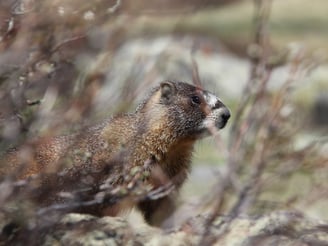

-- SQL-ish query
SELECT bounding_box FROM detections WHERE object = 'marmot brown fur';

[1,81,230,224]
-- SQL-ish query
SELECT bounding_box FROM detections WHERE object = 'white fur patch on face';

[198,107,228,135]
[203,92,220,108]
[196,91,230,137]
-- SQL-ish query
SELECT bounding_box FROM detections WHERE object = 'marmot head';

[137,81,230,139]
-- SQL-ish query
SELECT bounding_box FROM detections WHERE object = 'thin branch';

[51,35,86,54]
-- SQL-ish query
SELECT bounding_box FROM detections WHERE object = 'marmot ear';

[160,81,176,103]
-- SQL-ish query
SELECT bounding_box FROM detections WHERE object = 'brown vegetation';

[0,0,327,245]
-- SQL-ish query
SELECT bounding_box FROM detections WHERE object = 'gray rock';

[39,210,328,245]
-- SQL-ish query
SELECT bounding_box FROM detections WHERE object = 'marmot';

[2,81,230,224]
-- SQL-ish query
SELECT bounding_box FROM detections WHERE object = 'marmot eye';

[191,95,201,105]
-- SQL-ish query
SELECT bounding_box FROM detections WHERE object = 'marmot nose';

[221,108,231,122]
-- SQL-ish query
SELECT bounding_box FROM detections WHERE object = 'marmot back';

[1,81,230,225]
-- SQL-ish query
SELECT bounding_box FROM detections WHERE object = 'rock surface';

[38,211,328,245]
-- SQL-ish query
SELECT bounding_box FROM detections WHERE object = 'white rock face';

[94,36,250,112]
[95,36,328,112]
